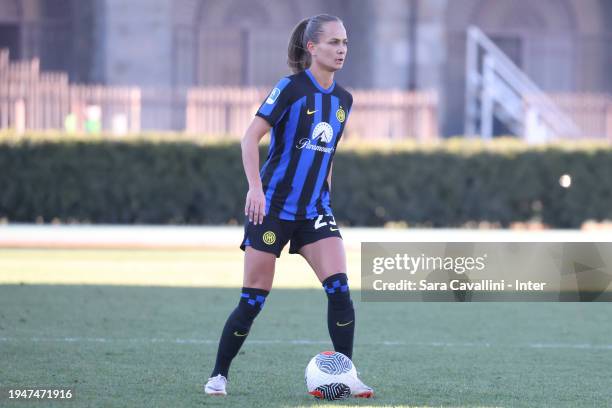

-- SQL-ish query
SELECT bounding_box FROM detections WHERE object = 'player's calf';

[322,273,354,359]
[209,287,269,383]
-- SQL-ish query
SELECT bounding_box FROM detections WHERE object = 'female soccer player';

[204,14,373,398]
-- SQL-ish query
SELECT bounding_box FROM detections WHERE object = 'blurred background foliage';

[1,133,611,228]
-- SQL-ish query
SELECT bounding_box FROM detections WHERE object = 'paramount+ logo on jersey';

[296,121,334,154]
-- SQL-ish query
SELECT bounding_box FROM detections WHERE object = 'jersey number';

[314,215,336,230]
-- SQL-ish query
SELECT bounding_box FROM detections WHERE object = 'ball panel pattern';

[314,352,353,375]
[314,383,351,400]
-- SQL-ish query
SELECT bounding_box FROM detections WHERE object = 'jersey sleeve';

[345,92,354,123]
[255,77,294,126]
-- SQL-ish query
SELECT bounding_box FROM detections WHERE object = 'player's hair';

[287,14,343,74]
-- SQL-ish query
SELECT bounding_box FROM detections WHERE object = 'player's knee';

[242,278,273,293]
[243,261,274,292]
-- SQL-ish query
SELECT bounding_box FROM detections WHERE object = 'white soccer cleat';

[351,376,374,398]
[204,374,227,396]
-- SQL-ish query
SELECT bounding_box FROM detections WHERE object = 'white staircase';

[464,26,581,143]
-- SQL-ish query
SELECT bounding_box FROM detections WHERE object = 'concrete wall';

[103,0,173,87]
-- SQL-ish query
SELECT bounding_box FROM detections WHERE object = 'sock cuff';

[239,287,269,309]
[322,273,349,294]
[241,287,270,296]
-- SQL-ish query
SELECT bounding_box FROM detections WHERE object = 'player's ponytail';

[288,18,310,74]
[287,14,342,74]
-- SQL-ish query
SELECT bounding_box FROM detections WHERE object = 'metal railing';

[0,49,141,134]
[465,26,582,142]
[1,47,439,140]
[186,87,439,141]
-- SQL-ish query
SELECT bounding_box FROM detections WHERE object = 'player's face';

[309,21,348,72]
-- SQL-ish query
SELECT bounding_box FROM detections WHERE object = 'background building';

[1,0,611,135]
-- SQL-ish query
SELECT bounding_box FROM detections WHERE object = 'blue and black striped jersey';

[255,69,353,221]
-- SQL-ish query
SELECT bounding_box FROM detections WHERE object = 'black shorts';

[240,214,342,258]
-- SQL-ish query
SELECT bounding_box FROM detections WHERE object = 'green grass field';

[1,249,611,407]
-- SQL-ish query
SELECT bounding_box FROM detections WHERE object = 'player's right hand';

[245,188,266,225]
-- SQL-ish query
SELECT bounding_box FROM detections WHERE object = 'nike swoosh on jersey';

[336,320,353,327]
[307,109,317,115]
[233,331,248,337]
[330,227,339,231]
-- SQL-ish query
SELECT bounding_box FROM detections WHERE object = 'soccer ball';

[305,351,358,400]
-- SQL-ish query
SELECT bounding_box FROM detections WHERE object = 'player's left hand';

[245,188,266,225]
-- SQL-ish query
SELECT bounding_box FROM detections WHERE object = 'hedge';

[1,135,611,228]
